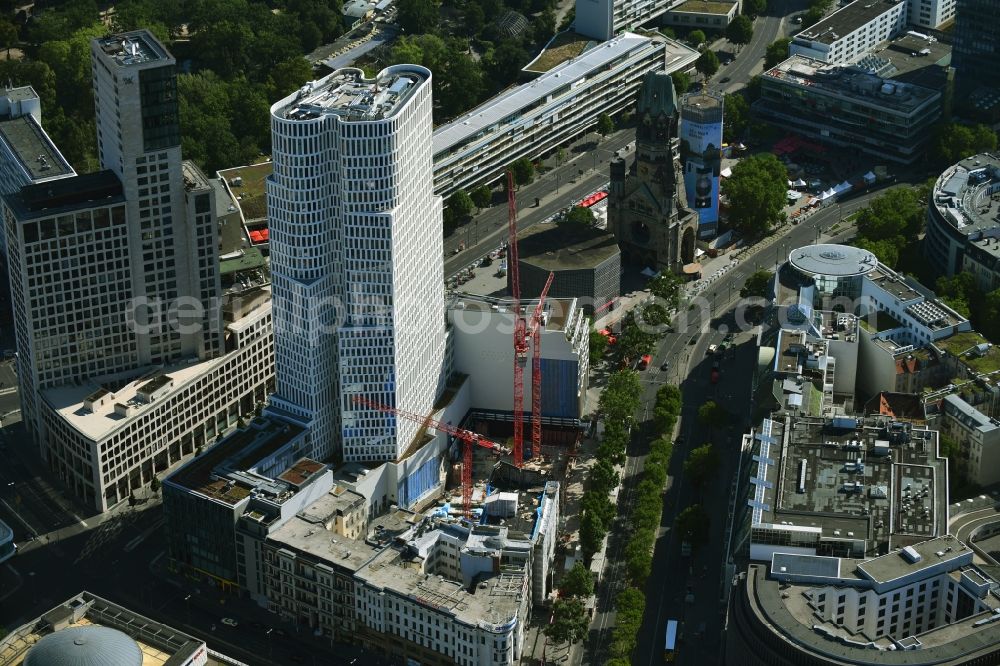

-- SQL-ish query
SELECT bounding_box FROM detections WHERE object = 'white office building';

[908,0,956,29]
[789,0,907,65]
[432,32,698,197]
[575,0,676,41]
[267,66,447,463]
[0,85,75,259]
[91,30,223,364]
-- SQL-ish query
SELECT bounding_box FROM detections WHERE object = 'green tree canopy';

[935,272,976,318]
[929,123,998,167]
[599,370,643,423]
[723,92,750,142]
[852,188,923,269]
[671,70,692,95]
[687,29,707,46]
[591,459,621,494]
[697,401,729,428]
[471,184,493,209]
[596,112,615,137]
[545,597,589,644]
[696,49,720,80]
[397,0,441,33]
[618,312,658,361]
[649,272,683,311]
[684,443,720,488]
[559,205,597,229]
[740,270,773,298]
[764,37,791,69]
[509,157,535,186]
[560,562,595,599]
[580,511,606,561]
[726,15,754,48]
[447,190,474,221]
[744,0,768,17]
[675,504,710,545]
[720,152,788,237]
[589,329,609,364]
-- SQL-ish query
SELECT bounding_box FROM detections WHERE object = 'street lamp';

[266,628,273,658]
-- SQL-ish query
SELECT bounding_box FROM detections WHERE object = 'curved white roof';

[788,243,878,278]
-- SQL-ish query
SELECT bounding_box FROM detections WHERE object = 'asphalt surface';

[443,130,635,277]
[715,0,804,96]
[0,500,372,666]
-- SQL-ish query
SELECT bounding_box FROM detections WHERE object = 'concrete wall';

[575,0,614,40]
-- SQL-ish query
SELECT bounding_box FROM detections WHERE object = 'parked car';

[221,617,238,628]
[661,361,670,371]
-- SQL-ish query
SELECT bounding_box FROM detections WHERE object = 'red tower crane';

[507,171,528,467]
[529,272,555,458]
[353,397,509,519]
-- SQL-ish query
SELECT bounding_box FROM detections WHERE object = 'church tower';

[608,72,697,273]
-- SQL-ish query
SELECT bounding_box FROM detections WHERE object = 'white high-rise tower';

[267,66,446,462]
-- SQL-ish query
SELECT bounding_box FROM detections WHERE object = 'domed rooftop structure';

[788,243,878,279]
[24,626,142,666]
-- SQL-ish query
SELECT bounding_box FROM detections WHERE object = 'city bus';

[664,619,678,662]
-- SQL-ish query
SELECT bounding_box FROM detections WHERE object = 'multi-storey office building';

[907,0,955,30]
[789,0,907,65]
[0,85,75,258]
[729,534,1000,665]
[575,0,676,41]
[432,33,698,197]
[754,55,941,164]
[39,300,274,511]
[266,66,447,463]
[91,30,223,365]
[951,0,1000,99]
[3,172,134,447]
[925,153,1000,286]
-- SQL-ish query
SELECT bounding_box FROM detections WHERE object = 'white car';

[707,344,718,355]
[221,618,238,628]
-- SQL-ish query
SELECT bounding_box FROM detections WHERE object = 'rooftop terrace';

[274,67,426,122]
[931,153,1000,241]
[751,415,948,555]
[763,55,939,114]
[523,31,595,74]
[0,114,74,182]
[936,331,1000,375]
[95,30,171,66]
[166,418,307,506]
[669,0,737,14]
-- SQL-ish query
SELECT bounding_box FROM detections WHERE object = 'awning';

[863,171,876,184]
[683,263,702,275]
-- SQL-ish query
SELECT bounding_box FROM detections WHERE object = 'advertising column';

[680,92,724,239]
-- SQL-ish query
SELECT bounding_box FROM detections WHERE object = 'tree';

[726,15,754,50]
[929,123,998,167]
[619,315,657,360]
[397,0,440,34]
[599,370,643,423]
[0,20,17,58]
[560,562,595,598]
[721,153,787,238]
[534,8,557,42]
[509,157,535,186]
[744,0,767,17]
[740,270,773,298]
[936,272,976,318]
[545,597,589,644]
[464,3,486,35]
[675,504,710,546]
[471,184,492,209]
[580,511,606,561]
[671,70,691,95]
[687,29,707,47]
[590,330,609,364]
[696,50,720,80]
[853,188,924,269]
[485,39,530,88]
[684,443,720,488]
[149,475,161,494]
[596,112,615,137]
[649,272,682,311]
[697,401,729,428]
[764,37,791,69]
[447,190,475,222]
[802,5,826,27]
[559,205,597,228]
[980,288,1000,342]
[591,459,621,493]
[723,92,750,141]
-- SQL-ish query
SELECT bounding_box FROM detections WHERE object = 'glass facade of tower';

[952,0,1000,94]
[139,65,180,151]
